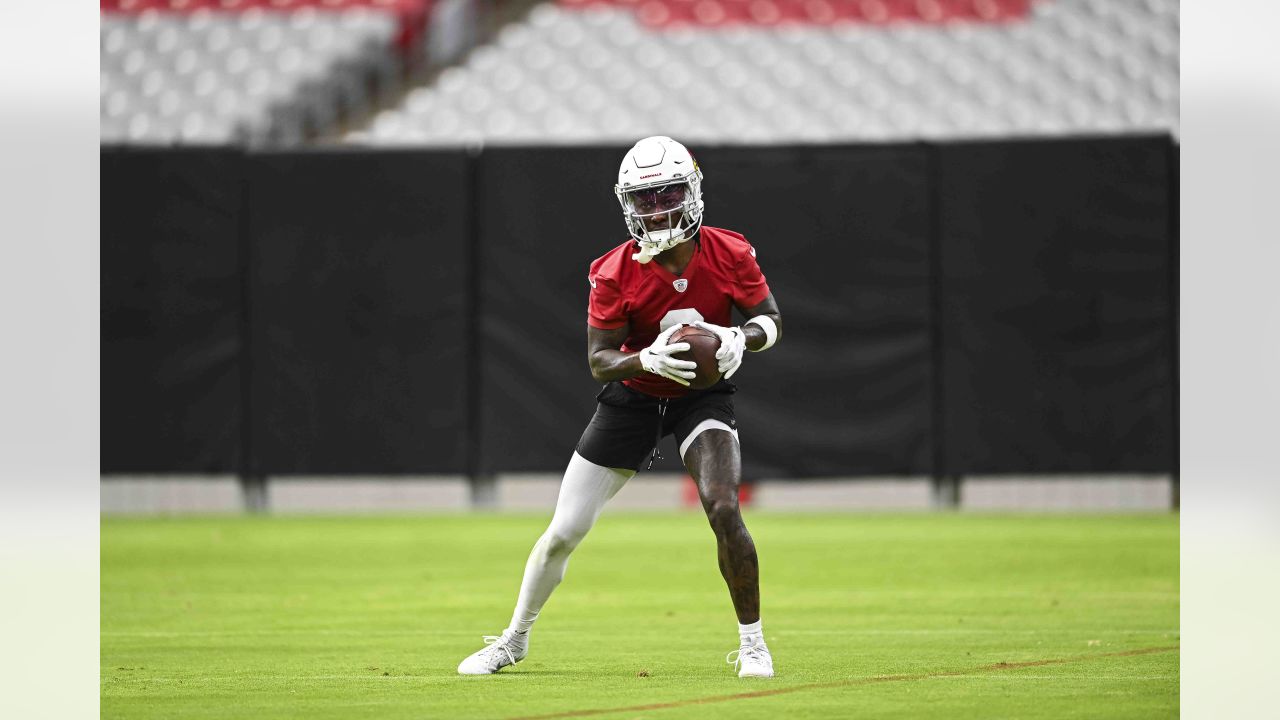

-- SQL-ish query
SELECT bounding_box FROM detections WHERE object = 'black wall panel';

[100,138,1176,478]
[100,148,243,473]
[473,147,630,473]
[695,145,934,477]
[248,151,471,474]
[936,137,1174,473]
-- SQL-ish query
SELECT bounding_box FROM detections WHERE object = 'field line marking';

[504,645,1180,720]
[930,674,1177,681]
[774,628,1179,636]
[100,628,1179,638]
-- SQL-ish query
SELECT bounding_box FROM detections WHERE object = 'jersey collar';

[644,240,701,287]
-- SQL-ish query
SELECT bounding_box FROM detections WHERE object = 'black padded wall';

[936,137,1174,473]
[247,150,471,474]
[696,145,935,478]
[101,148,244,473]
[100,138,1177,478]
[473,146,629,473]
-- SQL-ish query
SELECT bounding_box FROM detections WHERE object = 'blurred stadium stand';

[99,0,481,145]
[352,0,1177,145]
[101,6,402,144]
[102,0,1178,146]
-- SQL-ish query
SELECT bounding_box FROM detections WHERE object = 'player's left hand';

[693,321,747,379]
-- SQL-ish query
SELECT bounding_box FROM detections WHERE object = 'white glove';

[693,321,746,379]
[638,324,698,386]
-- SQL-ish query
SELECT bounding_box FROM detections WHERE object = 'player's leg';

[457,452,632,675]
[458,384,654,675]
[682,426,759,624]
[680,422,774,678]
[507,452,633,635]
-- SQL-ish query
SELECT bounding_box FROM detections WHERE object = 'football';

[669,324,721,389]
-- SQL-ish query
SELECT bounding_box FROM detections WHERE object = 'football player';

[458,136,783,678]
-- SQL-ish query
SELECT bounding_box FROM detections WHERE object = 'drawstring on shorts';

[646,398,669,471]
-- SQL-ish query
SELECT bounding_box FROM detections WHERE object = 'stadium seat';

[345,0,1177,146]
[101,1,418,145]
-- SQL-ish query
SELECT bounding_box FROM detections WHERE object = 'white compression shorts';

[679,419,739,461]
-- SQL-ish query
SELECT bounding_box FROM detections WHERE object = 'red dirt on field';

[506,646,1180,720]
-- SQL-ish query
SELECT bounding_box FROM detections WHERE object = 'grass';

[102,512,1178,718]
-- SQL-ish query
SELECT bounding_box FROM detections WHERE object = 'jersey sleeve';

[586,273,628,329]
[732,243,771,308]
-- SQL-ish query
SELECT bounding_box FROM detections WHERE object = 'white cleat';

[727,638,774,678]
[457,631,528,675]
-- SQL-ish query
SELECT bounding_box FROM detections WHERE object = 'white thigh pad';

[678,419,739,461]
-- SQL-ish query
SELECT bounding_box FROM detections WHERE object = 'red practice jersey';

[587,226,770,398]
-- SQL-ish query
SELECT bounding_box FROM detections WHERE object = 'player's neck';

[655,237,697,276]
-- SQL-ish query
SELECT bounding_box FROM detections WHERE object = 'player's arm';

[738,292,782,353]
[587,323,696,386]
[587,323,641,384]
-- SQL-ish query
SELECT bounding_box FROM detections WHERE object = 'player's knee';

[544,528,586,557]
[705,498,742,532]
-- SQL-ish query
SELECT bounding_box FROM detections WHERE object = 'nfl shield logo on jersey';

[673,278,688,293]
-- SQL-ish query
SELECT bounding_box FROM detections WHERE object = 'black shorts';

[575,381,738,472]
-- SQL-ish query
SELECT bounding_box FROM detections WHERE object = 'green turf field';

[101,512,1178,718]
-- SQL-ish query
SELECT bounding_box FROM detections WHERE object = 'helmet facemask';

[616,174,703,264]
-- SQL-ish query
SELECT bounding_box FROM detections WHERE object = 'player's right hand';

[639,324,697,386]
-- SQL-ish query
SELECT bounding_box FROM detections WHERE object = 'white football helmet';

[614,136,704,264]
